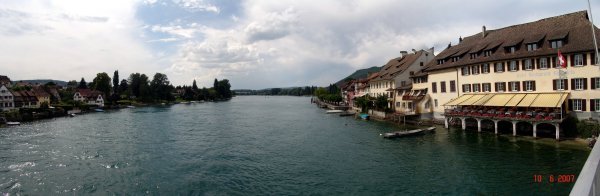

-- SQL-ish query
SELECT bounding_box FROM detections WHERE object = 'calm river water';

[0,96,590,195]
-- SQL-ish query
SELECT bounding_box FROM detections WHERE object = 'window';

[484,50,492,57]
[495,62,504,72]
[434,99,438,107]
[473,83,480,92]
[449,80,456,92]
[573,78,586,90]
[551,40,563,48]
[509,61,518,71]
[509,81,520,92]
[523,59,533,70]
[554,79,567,90]
[420,62,424,66]
[452,56,460,62]
[441,81,446,93]
[401,81,406,87]
[593,77,600,89]
[437,59,445,65]
[574,54,584,66]
[572,99,583,111]
[472,65,480,75]
[507,46,516,53]
[482,64,489,73]
[396,102,401,107]
[539,58,548,69]
[527,43,538,51]
[593,99,600,112]
[462,84,471,92]
[483,83,491,92]
[461,67,470,75]
[495,82,506,92]
[432,82,437,93]
[470,53,478,59]
[524,81,535,91]
[425,101,430,109]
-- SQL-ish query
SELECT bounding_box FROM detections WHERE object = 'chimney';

[482,26,486,38]
[447,42,452,49]
[400,51,408,57]
[459,36,463,43]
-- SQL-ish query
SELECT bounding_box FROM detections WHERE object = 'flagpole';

[589,0,599,65]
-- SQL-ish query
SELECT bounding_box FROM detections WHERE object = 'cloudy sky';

[1,0,599,89]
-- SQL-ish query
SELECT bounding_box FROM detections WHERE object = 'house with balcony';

[368,49,435,113]
[74,89,105,107]
[422,10,600,140]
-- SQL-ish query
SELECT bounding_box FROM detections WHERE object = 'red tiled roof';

[372,51,424,82]
[425,11,600,72]
[76,89,103,98]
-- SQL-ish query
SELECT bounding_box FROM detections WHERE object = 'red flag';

[558,50,566,68]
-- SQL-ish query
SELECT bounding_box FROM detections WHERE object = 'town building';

[0,85,14,111]
[12,90,38,108]
[422,11,600,139]
[0,75,11,87]
[368,49,435,113]
[32,86,51,106]
[74,89,105,107]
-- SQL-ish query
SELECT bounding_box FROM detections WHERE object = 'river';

[0,96,590,195]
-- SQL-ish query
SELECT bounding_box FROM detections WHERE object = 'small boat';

[94,109,105,112]
[6,122,20,126]
[126,105,136,108]
[381,126,436,138]
[359,114,370,120]
[326,110,344,114]
[69,113,76,117]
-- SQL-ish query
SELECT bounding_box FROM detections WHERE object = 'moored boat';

[326,110,344,114]
[359,114,369,120]
[6,122,20,126]
[94,109,105,112]
[381,126,436,138]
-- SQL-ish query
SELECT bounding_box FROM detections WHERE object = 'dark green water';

[0,96,590,195]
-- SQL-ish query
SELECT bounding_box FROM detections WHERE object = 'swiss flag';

[558,50,566,68]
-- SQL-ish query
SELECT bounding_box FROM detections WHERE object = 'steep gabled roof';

[372,50,424,82]
[425,10,600,72]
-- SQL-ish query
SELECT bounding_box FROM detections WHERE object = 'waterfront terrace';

[421,10,600,139]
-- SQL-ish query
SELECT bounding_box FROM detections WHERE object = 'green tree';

[192,80,198,90]
[150,73,174,101]
[374,95,388,111]
[119,79,128,97]
[113,70,119,94]
[91,72,112,97]
[78,78,87,89]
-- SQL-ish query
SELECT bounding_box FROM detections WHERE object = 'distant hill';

[14,79,68,87]
[335,66,381,87]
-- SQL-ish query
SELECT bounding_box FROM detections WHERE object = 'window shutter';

[592,52,596,65]
[583,53,588,65]
[571,79,575,90]
[564,79,569,90]
[515,62,520,70]
[551,57,556,68]
[508,83,512,91]
[502,62,506,71]
[494,83,498,92]
[462,85,465,92]
[536,58,540,69]
[568,99,573,111]
[521,60,525,70]
[584,78,588,90]
[503,82,507,92]
[478,84,482,91]
[532,59,536,70]
[553,79,557,90]
[493,64,497,72]
[516,82,520,91]
[591,99,596,112]
[571,54,575,67]
[532,81,536,91]
[582,99,587,111]
[592,78,597,90]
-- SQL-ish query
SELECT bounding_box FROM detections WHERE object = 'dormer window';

[526,43,538,51]
[483,50,492,57]
[451,56,460,62]
[437,59,445,65]
[505,46,516,54]
[470,53,478,59]
[550,40,563,48]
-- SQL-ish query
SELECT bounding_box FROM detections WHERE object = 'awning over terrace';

[444,92,569,108]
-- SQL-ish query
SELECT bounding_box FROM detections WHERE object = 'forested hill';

[334,66,381,87]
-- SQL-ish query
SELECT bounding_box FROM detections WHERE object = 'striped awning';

[443,94,474,106]
[444,92,569,108]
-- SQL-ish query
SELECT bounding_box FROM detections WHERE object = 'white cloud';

[173,0,219,13]
[0,0,158,82]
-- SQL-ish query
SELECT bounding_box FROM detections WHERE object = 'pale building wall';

[427,69,459,119]
[0,85,14,111]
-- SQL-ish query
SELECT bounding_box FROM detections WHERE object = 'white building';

[0,85,14,111]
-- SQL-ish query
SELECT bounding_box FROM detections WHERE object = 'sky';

[0,0,599,89]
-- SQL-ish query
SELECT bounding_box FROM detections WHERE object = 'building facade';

[421,11,600,139]
[74,89,105,107]
[0,85,14,111]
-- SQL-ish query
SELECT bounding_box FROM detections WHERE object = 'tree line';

[64,71,232,104]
